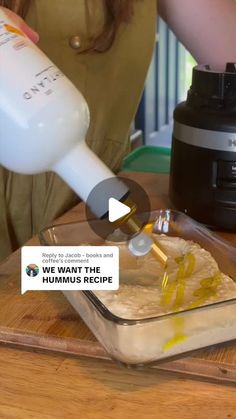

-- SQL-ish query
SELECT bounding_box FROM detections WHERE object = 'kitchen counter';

[1,172,236,419]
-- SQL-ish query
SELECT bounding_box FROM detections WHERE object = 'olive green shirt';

[0,0,156,260]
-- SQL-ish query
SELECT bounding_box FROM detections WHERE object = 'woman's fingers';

[1,6,39,43]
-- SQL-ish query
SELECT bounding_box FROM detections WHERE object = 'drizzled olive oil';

[95,234,235,322]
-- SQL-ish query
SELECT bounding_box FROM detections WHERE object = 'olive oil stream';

[142,222,222,351]
[161,253,221,351]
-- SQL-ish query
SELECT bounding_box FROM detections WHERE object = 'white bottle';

[0,9,128,218]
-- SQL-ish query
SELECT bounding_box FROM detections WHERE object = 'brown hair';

[0,0,134,52]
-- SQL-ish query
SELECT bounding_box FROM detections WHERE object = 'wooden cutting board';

[1,173,236,384]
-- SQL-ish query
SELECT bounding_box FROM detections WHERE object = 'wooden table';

[1,172,236,419]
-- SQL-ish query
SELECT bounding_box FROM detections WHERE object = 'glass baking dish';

[39,209,236,366]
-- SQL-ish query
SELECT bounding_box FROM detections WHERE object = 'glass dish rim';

[39,208,236,325]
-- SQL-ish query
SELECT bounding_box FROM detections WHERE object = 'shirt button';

[69,35,81,50]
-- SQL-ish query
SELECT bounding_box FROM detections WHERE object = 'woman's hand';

[1,6,39,43]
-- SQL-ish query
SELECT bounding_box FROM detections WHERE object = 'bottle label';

[0,15,72,125]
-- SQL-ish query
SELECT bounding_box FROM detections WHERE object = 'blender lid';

[190,62,236,102]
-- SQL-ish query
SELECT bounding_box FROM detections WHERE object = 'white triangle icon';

[108,198,131,222]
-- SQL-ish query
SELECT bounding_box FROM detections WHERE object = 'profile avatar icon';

[26,264,39,277]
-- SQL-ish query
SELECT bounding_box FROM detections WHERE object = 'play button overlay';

[85,176,151,242]
[108,198,131,222]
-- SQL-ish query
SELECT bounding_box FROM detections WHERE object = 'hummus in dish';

[94,235,236,320]
[63,233,236,364]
